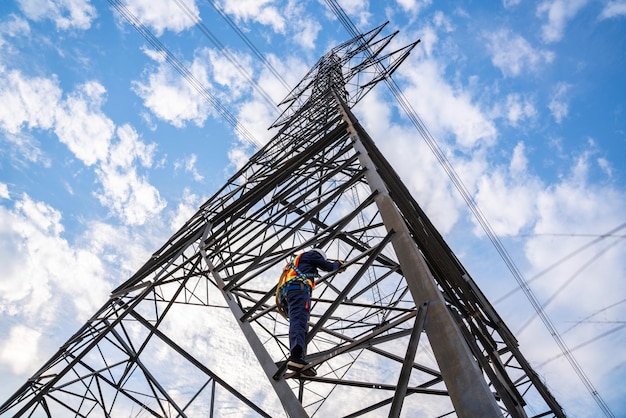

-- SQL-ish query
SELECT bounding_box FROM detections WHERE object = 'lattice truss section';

[1,24,563,418]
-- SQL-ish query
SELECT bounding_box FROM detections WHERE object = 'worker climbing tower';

[1,24,565,417]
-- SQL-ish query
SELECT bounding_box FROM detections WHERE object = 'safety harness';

[275,254,317,319]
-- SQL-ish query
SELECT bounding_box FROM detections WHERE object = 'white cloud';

[416,25,438,57]
[528,155,626,308]
[356,89,465,234]
[54,81,115,166]
[206,48,253,100]
[537,0,590,43]
[487,29,554,77]
[0,68,165,226]
[225,53,306,166]
[123,0,199,36]
[510,141,528,173]
[227,143,255,172]
[17,0,96,30]
[0,68,60,134]
[432,10,454,32]
[400,58,497,149]
[95,125,166,226]
[109,124,155,170]
[396,0,432,14]
[548,82,571,123]
[336,0,372,26]
[503,0,522,7]
[221,0,286,33]
[597,157,612,178]
[0,14,30,50]
[0,183,9,199]
[503,93,537,126]
[0,325,42,374]
[599,1,626,19]
[79,220,162,283]
[133,48,213,128]
[291,17,322,50]
[0,194,110,322]
[474,143,542,236]
[169,187,203,231]
[175,154,204,181]
[2,132,51,167]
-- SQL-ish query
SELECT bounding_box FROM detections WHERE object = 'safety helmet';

[311,248,327,260]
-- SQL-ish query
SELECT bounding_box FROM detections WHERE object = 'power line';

[516,236,624,334]
[322,1,615,416]
[205,0,292,95]
[538,323,626,368]
[518,233,626,238]
[562,298,626,335]
[495,221,626,304]
[107,0,262,148]
[172,0,279,113]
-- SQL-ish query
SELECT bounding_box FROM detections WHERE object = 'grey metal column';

[339,98,502,418]
[200,227,308,418]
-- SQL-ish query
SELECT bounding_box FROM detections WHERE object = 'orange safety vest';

[277,254,315,289]
[275,254,315,318]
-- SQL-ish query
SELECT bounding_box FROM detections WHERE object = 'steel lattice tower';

[1,24,565,418]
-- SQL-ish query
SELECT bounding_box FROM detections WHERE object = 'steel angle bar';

[349,264,400,300]
[293,375,448,396]
[389,302,429,418]
[128,310,272,418]
[121,355,184,417]
[343,382,447,418]
[306,230,395,343]
[331,22,388,63]
[312,242,380,298]
[42,394,91,417]
[358,40,421,91]
[29,356,163,417]
[180,378,214,416]
[271,24,388,127]
[235,193,380,322]
[310,297,414,314]
[43,358,128,391]
[306,310,417,367]
[455,311,527,415]
[214,152,361,271]
[112,226,205,294]
[344,29,397,72]
[207,128,349,243]
[221,172,367,292]
[353,102,561,415]
[202,250,308,417]
[244,296,396,334]
[49,379,98,410]
[1,278,172,417]
[288,202,400,273]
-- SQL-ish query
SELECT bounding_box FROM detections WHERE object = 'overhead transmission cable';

[206,0,293,95]
[496,221,626,304]
[516,235,624,334]
[172,0,279,114]
[563,298,626,335]
[322,1,614,416]
[107,0,262,148]
[538,322,626,368]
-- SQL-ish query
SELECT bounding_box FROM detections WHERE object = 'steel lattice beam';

[1,24,564,418]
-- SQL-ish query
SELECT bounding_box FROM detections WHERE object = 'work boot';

[287,357,317,377]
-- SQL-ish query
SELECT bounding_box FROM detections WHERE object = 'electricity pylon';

[1,24,565,418]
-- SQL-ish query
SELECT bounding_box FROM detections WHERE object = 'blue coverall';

[286,251,341,360]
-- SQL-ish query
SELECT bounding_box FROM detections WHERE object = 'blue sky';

[1,0,625,416]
